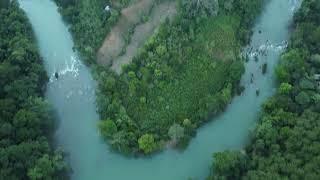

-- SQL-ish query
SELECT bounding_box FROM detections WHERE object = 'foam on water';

[290,0,300,11]
[49,55,81,83]
[245,40,289,58]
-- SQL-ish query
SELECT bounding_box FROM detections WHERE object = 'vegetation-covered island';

[0,1,68,179]
[209,0,320,179]
[55,0,264,155]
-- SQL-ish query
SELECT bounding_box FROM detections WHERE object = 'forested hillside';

[209,0,320,179]
[96,0,264,155]
[0,1,68,179]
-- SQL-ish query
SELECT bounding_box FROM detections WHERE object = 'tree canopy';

[92,0,263,155]
[209,0,320,179]
[56,0,264,155]
[138,134,156,154]
[0,1,68,179]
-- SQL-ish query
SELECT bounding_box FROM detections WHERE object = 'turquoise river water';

[19,0,300,179]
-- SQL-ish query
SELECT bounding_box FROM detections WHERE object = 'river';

[18,0,300,179]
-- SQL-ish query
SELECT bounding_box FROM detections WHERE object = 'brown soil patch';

[97,0,177,74]
[111,1,177,73]
[97,0,155,66]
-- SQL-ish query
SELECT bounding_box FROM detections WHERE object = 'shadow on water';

[18,0,301,179]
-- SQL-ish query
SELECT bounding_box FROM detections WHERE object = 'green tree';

[105,76,116,90]
[183,119,192,127]
[295,91,311,106]
[278,82,293,95]
[276,65,290,83]
[110,131,130,153]
[209,151,247,179]
[98,119,117,138]
[168,123,185,142]
[156,45,167,56]
[229,60,245,82]
[138,134,156,154]
[221,84,232,104]
[299,78,315,90]
[28,153,67,180]
[179,0,219,19]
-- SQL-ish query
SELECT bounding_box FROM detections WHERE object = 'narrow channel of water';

[19,0,300,179]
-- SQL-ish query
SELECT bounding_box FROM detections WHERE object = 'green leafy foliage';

[95,0,265,155]
[179,0,219,19]
[218,0,265,45]
[28,154,67,180]
[168,123,185,142]
[55,0,263,155]
[208,151,247,180]
[278,82,293,95]
[210,0,320,179]
[98,119,118,138]
[138,134,156,154]
[0,2,68,179]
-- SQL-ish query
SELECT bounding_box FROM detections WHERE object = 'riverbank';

[208,0,320,179]
[0,1,68,179]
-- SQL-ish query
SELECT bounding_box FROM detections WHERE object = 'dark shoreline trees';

[0,1,68,179]
[209,0,320,179]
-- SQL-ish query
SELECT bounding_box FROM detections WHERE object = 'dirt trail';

[111,1,176,73]
[97,0,155,66]
[97,0,177,74]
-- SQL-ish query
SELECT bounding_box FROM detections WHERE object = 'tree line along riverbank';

[209,0,320,179]
[0,1,69,179]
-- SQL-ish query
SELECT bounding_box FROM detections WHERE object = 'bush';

[138,134,156,154]
[98,119,117,138]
